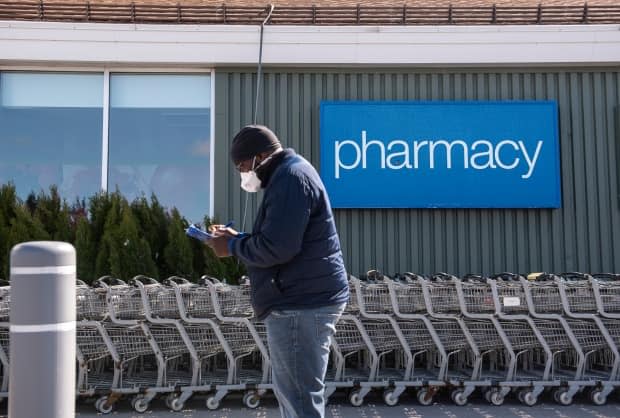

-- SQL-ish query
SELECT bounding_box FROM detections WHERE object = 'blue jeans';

[265,303,345,418]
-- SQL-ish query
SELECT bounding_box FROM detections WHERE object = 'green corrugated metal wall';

[214,69,620,277]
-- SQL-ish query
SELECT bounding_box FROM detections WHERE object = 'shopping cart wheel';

[450,389,467,406]
[589,389,607,406]
[382,389,398,406]
[488,389,504,406]
[416,388,434,406]
[349,390,364,407]
[482,388,492,403]
[206,396,220,410]
[243,391,260,409]
[95,396,114,414]
[131,395,149,413]
[553,388,572,406]
[165,394,185,412]
[517,389,537,406]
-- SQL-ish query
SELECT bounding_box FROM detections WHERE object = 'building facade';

[1,2,619,275]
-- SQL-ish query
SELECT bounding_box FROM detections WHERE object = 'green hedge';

[0,183,245,284]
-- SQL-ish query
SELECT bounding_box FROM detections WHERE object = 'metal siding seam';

[571,72,588,270]
[558,71,576,270]
[592,72,607,272]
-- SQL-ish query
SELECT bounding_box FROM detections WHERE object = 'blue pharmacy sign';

[320,101,561,208]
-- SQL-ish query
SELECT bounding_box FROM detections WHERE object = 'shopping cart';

[488,274,557,406]
[134,277,202,411]
[328,313,378,406]
[520,275,601,405]
[76,279,108,322]
[76,321,119,403]
[350,274,413,406]
[455,277,522,405]
[387,273,447,406]
[100,323,161,412]
[76,280,118,406]
[592,271,620,405]
[200,277,271,409]
[419,274,486,405]
[591,273,620,318]
[169,277,261,410]
[555,273,619,405]
[95,276,172,413]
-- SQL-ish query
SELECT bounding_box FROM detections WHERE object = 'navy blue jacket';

[229,149,349,319]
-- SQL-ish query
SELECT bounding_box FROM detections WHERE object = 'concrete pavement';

[55,390,620,418]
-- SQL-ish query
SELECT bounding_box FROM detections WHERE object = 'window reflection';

[0,72,212,220]
[0,72,103,201]
[108,74,211,222]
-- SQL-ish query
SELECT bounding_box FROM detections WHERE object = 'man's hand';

[208,224,239,238]
[207,235,232,257]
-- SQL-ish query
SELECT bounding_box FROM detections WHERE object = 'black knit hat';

[230,125,282,165]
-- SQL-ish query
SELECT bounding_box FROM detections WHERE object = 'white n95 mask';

[240,171,262,193]
[239,149,283,193]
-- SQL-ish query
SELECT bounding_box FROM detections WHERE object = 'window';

[0,70,212,220]
[108,74,211,222]
[0,72,103,201]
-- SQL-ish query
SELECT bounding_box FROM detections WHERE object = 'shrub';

[164,208,194,279]
[75,216,95,283]
[4,204,49,278]
[0,183,246,283]
[106,200,159,281]
[131,195,169,279]
[29,186,73,243]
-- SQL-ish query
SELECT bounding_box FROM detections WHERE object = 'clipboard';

[185,224,214,243]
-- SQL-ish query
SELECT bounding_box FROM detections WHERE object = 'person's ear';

[256,151,271,164]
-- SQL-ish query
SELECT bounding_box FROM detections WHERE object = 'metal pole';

[9,241,76,418]
[243,3,275,233]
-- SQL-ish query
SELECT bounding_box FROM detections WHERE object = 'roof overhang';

[1,20,619,67]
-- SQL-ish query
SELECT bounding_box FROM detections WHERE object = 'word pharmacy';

[333,131,544,180]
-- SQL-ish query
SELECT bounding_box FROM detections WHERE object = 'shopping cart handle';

[164,276,191,286]
[559,272,592,281]
[200,275,221,285]
[131,275,159,285]
[366,269,384,282]
[592,273,620,282]
[431,272,456,282]
[489,272,523,281]
[94,275,127,288]
[462,274,487,283]
[533,273,556,282]
[403,272,426,282]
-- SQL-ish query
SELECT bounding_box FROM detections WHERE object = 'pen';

[222,221,234,229]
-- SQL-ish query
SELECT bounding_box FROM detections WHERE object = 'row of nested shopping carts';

[0,275,271,414]
[0,271,619,412]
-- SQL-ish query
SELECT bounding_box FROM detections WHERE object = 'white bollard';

[9,241,76,418]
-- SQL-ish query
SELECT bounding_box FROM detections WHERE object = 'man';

[207,124,349,418]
